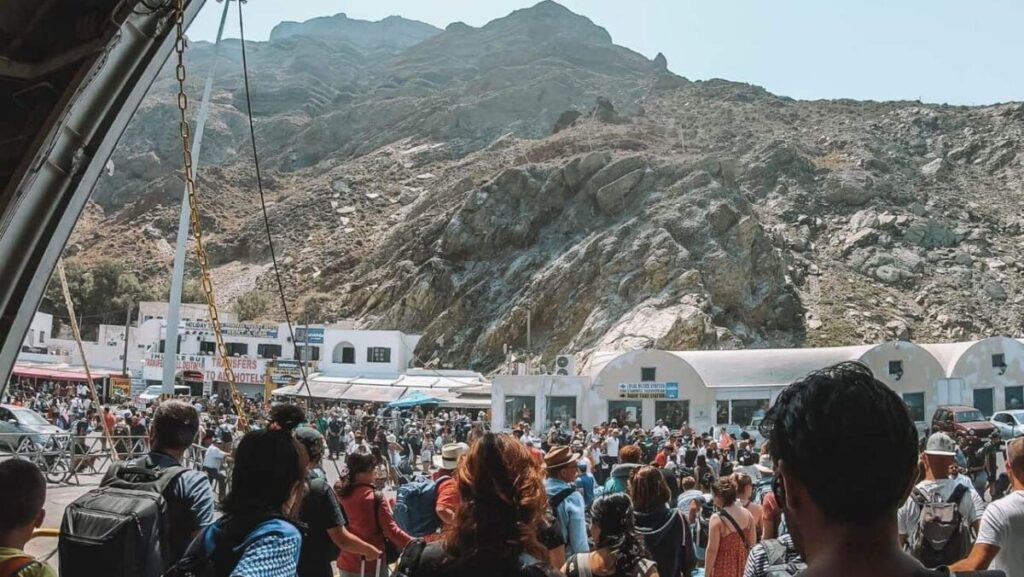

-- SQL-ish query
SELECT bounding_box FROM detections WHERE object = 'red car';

[931,405,996,438]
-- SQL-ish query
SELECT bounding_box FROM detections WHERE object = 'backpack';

[760,538,807,577]
[59,458,188,577]
[908,484,972,568]
[162,516,300,577]
[753,476,774,505]
[394,476,452,536]
[395,539,561,577]
[538,487,577,550]
[693,495,715,551]
[719,460,734,477]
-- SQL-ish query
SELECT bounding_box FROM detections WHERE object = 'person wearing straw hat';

[429,442,468,536]
[544,446,589,558]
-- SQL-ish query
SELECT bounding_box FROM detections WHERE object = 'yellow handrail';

[31,528,59,540]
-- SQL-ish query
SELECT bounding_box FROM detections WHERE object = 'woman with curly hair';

[562,493,659,577]
[395,432,562,577]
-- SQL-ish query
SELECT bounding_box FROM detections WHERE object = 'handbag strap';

[718,509,750,550]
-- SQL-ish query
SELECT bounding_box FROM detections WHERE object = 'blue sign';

[618,382,680,399]
[294,327,324,344]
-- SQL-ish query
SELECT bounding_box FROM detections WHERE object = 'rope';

[236,4,342,475]
[56,259,119,460]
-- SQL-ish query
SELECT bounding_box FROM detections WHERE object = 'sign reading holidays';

[618,382,679,399]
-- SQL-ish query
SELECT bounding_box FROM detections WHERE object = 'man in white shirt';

[898,432,981,561]
[651,419,669,440]
[202,440,229,500]
[951,437,1024,576]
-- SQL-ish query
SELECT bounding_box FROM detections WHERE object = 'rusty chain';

[173,0,249,430]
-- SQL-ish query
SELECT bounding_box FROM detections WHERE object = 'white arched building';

[923,337,1024,416]
[490,340,998,433]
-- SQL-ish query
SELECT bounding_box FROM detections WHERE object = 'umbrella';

[388,390,443,408]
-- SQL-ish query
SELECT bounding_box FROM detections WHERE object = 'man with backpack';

[393,442,466,540]
[898,432,981,568]
[544,446,589,557]
[60,400,215,577]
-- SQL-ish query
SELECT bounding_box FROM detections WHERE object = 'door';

[936,379,965,406]
[992,414,1012,438]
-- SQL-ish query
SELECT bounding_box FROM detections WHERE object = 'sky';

[187,0,1023,105]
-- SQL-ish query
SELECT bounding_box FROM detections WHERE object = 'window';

[608,400,643,427]
[367,347,391,363]
[545,396,576,429]
[716,398,769,427]
[293,345,321,362]
[655,400,690,429]
[257,344,282,359]
[39,331,45,343]
[1005,386,1023,410]
[992,413,1009,424]
[888,360,904,377]
[903,392,925,422]
[505,396,536,430]
[641,367,657,382]
[332,342,356,364]
[226,342,248,357]
[199,341,216,355]
[992,353,1007,372]
[158,336,182,353]
[973,388,994,418]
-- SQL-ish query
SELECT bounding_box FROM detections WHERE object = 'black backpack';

[59,457,188,577]
[538,487,577,550]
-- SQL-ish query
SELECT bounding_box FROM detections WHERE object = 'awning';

[339,384,406,403]
[12,365,113,381]
[272,381,352,399]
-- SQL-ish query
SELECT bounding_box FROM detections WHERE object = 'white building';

[491,339,1022,433]
[924,337,1024,416]
[17,312,54,363]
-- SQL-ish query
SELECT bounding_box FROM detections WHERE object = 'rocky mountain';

[61,2,1024,372]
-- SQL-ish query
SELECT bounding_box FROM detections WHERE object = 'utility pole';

[121,304,131,376]
[526,304,532,376]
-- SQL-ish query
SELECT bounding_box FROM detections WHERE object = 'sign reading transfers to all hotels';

[618,382,680,400]
[182,320,279,339]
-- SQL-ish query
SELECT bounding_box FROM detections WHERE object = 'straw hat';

[544,445,581,470]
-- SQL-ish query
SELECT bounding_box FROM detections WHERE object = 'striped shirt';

[742,533,804,577]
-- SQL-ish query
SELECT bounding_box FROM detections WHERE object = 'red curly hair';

[442,432,548,562]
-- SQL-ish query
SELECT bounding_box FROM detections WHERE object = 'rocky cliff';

[62,2,1024,372]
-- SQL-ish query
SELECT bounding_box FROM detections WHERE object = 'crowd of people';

[1,361,1020,577]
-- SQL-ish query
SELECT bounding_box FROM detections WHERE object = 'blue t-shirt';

[575,474,596,507]
[149,452,216,555]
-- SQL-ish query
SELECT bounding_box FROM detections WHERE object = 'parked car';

[931,405,996,438]
[0,405,64,450]
[991,410,1024,439]
[134,384,191,407]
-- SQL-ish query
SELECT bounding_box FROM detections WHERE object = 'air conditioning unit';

[554,354,576,376]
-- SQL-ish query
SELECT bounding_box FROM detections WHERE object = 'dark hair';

[590,494,650,576]
[338,452,377,498]
[760,361,918,525]
[221,429,308,518]
[629,466,670,513]
[712,477,737,506]
[269,404,306,432]
[0,460,45,533]
[151,400,199,451]
[443,433,547,562]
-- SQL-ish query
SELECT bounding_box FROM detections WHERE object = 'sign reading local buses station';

[617,382,680,399]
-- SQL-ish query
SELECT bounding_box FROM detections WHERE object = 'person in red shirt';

[336,452,412,577]
[426,442,468,542]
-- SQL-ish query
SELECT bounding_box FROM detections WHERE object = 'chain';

[173,0,249,431]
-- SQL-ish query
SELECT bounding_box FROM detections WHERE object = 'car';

[931,405,996,439]
[0,404,65,451]
[134,385,192,407]
[991,410,1024,439]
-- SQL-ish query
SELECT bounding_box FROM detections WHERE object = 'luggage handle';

[360,552,386,577]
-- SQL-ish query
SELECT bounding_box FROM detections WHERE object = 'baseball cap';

[924,432,957,456]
